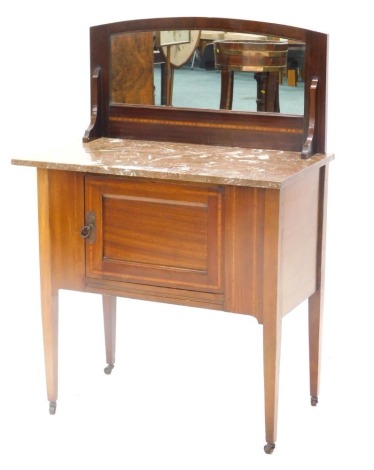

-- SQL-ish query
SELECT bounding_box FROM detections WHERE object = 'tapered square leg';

[38,168,60,415]
[263,313,281,454]
[309,290,323,406]
[40,292,59,414]
[103,295,117,374]
[308,165,328,406]
[262,188,282,454]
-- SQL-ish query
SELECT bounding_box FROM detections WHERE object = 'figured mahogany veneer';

[11,16,333,454]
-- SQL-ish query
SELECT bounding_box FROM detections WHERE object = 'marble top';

[11,137,334,189]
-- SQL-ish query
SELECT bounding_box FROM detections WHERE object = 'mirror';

[110,30,305,115]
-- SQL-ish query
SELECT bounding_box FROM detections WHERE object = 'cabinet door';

[84,176,224,292]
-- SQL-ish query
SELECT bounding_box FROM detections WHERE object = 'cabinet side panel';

[280,170,319,315]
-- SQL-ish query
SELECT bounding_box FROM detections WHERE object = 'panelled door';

[84,176,224,293]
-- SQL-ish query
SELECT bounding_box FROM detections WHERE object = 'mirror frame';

[83,17,328,158]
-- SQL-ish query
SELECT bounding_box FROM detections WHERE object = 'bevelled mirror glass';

[110,30,305,115]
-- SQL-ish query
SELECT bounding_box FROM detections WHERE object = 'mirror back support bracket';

[83,66,103,143]
[302,77,318,159]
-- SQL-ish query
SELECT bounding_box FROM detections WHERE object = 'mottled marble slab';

[11,137,334,188]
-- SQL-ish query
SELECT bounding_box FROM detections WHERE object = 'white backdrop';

[1,2,373,468]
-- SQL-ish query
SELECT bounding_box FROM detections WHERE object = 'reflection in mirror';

[110,30,305,115]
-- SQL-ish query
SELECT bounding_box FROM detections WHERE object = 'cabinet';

[24,137,332,453]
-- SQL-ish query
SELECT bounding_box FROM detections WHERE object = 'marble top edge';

[11,137,334,188]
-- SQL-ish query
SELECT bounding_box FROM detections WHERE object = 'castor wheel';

[49,401,57,415]
[264,442,275,454]
[104,364,114,375]
[311,395,318,406]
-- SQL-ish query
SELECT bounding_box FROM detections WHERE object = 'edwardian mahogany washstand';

[11,17,333,453]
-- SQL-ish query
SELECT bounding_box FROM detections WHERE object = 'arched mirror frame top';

[83,17,328,159]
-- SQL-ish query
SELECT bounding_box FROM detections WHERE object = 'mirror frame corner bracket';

[301,77,319,159]
[83,66,103,143]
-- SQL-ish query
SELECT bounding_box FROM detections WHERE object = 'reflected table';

[214,39,288,112]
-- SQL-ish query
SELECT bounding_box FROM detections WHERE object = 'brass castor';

[49,401,57,415]
[311,396,318,406]
[264,442,275,454]
[104,364,114,375]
